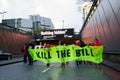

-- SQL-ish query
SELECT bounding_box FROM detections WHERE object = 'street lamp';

[0,11,7,20]
[62,20,64,29]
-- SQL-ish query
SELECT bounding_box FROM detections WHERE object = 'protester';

[28,41,34,65]
[80,39,86,47]
[91,37,102,68]
[79,39,86,64]
[34,42,43,49]
[22,43,28,63]
[43,42,51,67]
[75,40,81,66]
[59,40,66,67]
[91,37,102,46]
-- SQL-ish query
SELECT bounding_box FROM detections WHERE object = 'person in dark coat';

[22,44,28,63]
[79,39,86,47]
[79,39,86,64]
[27,41,34,65]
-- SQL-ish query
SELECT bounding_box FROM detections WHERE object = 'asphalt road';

[0,61,119,80]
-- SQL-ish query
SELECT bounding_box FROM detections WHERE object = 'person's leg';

[47,63,50,67]
[23,55,27,63]
[24,55,27,63]
[61,62,66,67]
[76,61,79,66]
[79,61,82,64]
[28,54,33,65]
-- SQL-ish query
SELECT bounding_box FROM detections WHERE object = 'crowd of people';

[21,37,102,67]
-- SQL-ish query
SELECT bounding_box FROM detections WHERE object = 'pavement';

[0,57,23,66]
[102,60,120,72]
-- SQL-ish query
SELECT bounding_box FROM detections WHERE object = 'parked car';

[0,50,12,60]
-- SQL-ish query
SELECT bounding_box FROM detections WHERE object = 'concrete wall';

[81,0,120,70]
[0,28,32,55]
[81,0,120,53]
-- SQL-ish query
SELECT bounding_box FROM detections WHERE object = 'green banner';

[28,45,103,64]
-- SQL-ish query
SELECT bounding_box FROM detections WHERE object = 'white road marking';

[42,68,50,73]
[42,64,55,73]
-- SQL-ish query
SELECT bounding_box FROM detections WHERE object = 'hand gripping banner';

[28,45,103,64]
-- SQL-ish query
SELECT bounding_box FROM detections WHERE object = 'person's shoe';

[47,63,50,67]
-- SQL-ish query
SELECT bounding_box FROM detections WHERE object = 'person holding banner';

[79,39,87,64]
[43,42,51,67]
[91,37,102,68]
[59,40,66,67]
[28,41,34,65]
[91,37,102,46]
[75,40,81,66]
[34,42,43,49]
[75,39,87,66]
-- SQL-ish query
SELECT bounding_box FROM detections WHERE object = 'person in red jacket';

[91,37,102,46]
[91,37,102,68]
[22,44,28,63]
[75,40,81,66]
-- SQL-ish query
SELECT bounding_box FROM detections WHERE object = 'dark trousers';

[23,55,27,63]
[28,53,33,65]
[76,61,82,66]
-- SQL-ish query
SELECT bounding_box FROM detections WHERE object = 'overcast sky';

[0,0,83,32]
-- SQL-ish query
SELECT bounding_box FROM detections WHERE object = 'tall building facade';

[2,15,54,35]
[29,15,54,31]
[2,18,32,32]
